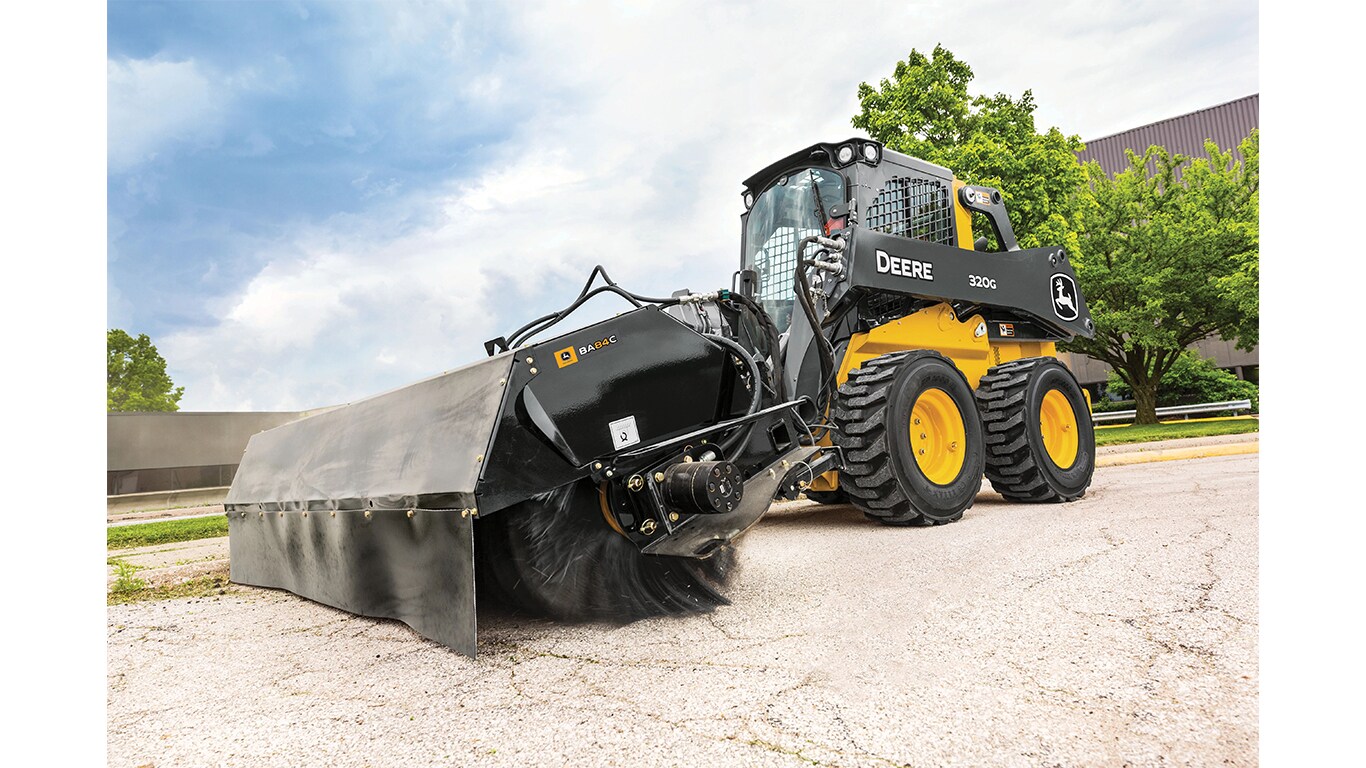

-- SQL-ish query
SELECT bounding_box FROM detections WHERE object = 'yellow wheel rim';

[1039,389,1079,469]
[909,388,967,485]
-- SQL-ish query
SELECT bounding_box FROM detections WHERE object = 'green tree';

[1105,351,1258,414]
[107,329,184,412]
[852,44,1087,250]
[1066,131,1259,424]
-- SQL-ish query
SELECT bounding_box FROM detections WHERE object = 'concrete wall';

[1061,336,1259,388]
[108,411,309,495]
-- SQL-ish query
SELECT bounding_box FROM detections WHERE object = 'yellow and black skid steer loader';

[226,138,1097,656]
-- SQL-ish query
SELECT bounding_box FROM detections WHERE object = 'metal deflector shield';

[225,353,515,657]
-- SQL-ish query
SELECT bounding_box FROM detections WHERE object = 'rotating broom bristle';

[475,480,735,622]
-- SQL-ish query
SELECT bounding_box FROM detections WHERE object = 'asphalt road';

[108,454,1258,767]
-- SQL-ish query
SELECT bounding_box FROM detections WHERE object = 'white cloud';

[161,0,1257,410]
[107,58,226,172]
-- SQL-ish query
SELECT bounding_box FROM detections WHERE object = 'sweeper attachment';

[227,138,1098,656]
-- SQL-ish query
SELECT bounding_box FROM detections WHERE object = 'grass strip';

[107,573,234,605]
[1093,418,1259,447]
[108,515,228,550]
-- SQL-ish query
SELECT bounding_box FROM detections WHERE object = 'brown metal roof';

[1076,94,1258,177]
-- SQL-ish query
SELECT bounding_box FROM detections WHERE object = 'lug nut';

[529,367,538,375]
[918,449,925,455]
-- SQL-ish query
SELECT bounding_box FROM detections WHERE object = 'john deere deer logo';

[1050,274,1079,321]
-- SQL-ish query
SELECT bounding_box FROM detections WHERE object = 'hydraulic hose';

[505,266,682,349]
[701,330,764,457]
[793,235,841,413]
[702,331,763,419]
[724,291,786,402]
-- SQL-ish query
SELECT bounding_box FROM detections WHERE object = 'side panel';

[834,304,991,388]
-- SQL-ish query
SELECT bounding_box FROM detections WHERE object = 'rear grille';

[865,177,954,246]
[863,293,918,323]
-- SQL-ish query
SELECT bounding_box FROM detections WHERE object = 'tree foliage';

[108,329,184,412]
[1105,351,1258,414]
[852,45,1087,250]
[852,46,1259,425]
[1065,131,1259,423]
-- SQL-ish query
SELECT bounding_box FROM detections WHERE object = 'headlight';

[742,191,754,210]
[861,143,879,163]
[836,144,855,165]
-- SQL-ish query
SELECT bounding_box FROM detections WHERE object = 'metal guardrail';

[107,486,230,516]
[1090,399,1253,424]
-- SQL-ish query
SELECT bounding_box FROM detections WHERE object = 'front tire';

[831,351,985,526]
[974,357,1095,502]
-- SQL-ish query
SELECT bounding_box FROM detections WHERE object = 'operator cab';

[741,167,846,333]
[739,138,961,335]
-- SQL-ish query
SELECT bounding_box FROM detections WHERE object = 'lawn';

[108,514,229,550]
[1093,417,1259,447]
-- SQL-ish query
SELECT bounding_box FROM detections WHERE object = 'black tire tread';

[831,350,970,526]
[974,357,1088,503]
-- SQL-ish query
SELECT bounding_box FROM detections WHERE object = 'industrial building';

[1061,94,1259,392]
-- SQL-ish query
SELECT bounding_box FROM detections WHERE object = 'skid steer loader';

[226,138,1096,656]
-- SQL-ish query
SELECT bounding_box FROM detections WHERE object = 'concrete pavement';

[107,452,1258,766]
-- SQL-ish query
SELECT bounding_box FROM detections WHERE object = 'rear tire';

[831,351,985,525]
[974,357,1095,502]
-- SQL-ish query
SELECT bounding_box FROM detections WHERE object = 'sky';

[107,0,1259,411]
